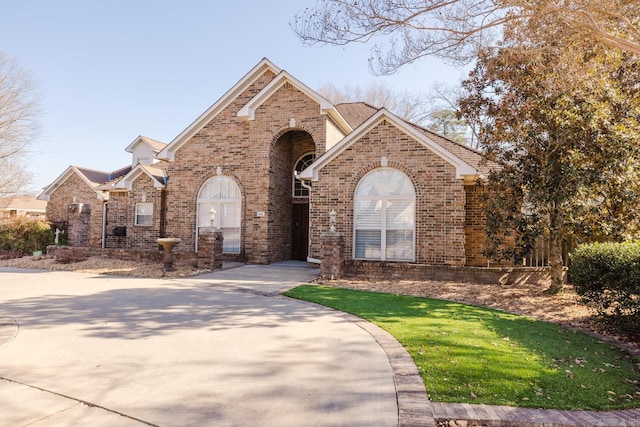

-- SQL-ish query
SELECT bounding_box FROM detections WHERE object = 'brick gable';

[45,172,103,248]
[309,119,467,266]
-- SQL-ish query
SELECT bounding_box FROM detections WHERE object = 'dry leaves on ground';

[0,255,204,278]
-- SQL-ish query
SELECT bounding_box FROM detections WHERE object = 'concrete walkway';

[0,264,397,426]
[1,263,639,426]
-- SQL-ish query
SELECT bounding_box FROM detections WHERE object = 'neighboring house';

[0,195,47,220]
[39,58,494,269]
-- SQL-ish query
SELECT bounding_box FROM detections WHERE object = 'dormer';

[125,136,167,166]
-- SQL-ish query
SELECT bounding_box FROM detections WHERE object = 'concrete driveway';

[0,263,397,426]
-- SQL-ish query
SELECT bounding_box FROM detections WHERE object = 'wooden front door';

[292,203,309,261]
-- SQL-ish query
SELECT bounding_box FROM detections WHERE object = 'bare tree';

[318,80,431,124]
[0,51,40,196]
[293,0,640,74]
[426,82,480,147]
[321,80,476,145]
[424,109,468,144]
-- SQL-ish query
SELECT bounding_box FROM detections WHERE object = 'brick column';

[67,203,91,247]
[320,232,344,279]
[198,228,224,270]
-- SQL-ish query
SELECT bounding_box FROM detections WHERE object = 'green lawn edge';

[284,285,640,411]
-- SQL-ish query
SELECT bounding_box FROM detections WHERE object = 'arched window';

[293,153,315,197]
[197,176,241,253]
[354,168,415,261]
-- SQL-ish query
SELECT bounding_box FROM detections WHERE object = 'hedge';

[569,241,640,338]
[0,217,54,255]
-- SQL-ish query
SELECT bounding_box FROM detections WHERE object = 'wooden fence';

[523,236,578,267]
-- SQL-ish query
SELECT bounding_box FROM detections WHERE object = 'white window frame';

[353,168,415,262]
[292,152,315,198]
[196,176,242,254]
[135,202,154,226]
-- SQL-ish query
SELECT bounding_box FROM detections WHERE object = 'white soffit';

[300,109,479,180]
[37,166,105,201]
[237,70,352,134]
[116,164,166,190]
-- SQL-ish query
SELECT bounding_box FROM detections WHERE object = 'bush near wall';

[569,241,640,339]
[0,217,53,256]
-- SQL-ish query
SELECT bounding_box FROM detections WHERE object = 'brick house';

[39,58,492,271]
[0,195,47,220]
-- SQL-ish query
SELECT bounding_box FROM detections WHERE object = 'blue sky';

[2,1,468,193]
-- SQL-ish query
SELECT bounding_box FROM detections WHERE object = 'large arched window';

[197,176,241,253]
[354,168,415,261]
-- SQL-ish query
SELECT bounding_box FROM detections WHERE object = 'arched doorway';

[270,130,316,262]
[292,152,315,260]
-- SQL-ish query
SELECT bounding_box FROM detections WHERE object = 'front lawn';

[285,285,640,410]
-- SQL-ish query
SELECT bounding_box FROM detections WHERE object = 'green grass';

[285,285,640,410]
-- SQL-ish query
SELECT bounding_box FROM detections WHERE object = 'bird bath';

[157,238,181,272]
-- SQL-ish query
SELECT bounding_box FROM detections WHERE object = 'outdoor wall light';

[209,207,217,227]
[329,209,337,232]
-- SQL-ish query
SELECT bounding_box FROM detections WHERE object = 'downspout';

[101,201,107,249]
[159,188,167,238]
[295,171,321,264]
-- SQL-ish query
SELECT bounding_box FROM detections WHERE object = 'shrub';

[0,217,53,254]
[0,249,25,260]
[570,241,640,338]
[54,248,88,264]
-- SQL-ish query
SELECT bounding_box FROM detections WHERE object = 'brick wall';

[127,175,163,249]
[67,203,91,247]
[164,74,328,264]
[464,183,489,266]
[343,260,562,285]
[464,183,518,267]
[309,119,467,266]
[162,70,280,258]
[105,191,129,248]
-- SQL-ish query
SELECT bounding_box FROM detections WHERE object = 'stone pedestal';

[320,232,344,279]
[198,229,224,270]
[157,238,181,272]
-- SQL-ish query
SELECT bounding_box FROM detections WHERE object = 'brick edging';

[352,318,437,427]
[352,316,640,427]
[280,296,436,426]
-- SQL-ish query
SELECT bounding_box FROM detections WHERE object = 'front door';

[292,203,309,261]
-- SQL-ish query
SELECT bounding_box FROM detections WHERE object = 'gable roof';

[407,122,493,176]
[125,135,167,154]
[38,165,132,201]
[236,70,352,134]
[335,102,379,129]
[157,58,282,161]
[115,162,169,190]
[299,108,483,181]
[0,195,46,212]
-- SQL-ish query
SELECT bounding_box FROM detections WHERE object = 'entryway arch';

[270,129,316,262]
